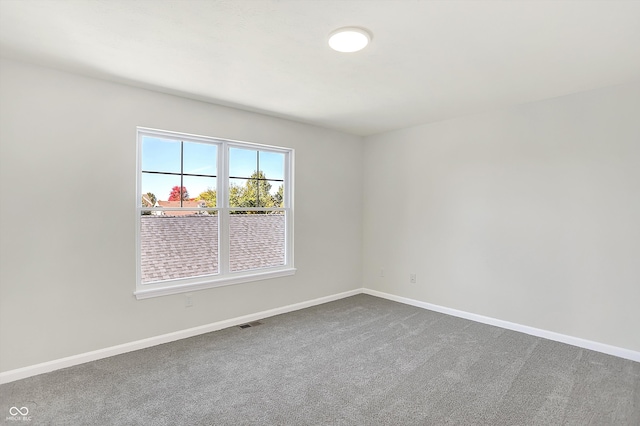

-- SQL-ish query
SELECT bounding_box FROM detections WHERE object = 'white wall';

[363,81,640,352]
[0,59,363,372]
[2,57,638,374]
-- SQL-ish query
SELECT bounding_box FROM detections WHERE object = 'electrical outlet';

[185,293,193,308]
[410,273,417,283]
[379,269,385,277]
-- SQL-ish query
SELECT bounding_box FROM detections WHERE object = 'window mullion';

[180,141,184,207]
[218,143,230,275]
[285,151,294,267]
[256,150,260,208]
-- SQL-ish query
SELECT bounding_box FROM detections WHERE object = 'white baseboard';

[0,288,361,384]
[362,288,640,363]
[3,286,637,384]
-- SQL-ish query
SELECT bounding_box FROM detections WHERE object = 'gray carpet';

[1,294,639,425]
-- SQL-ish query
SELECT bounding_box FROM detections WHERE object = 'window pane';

[141,173,180,204]
[229,147,257,178]
[229,212,285,273]
[259,151,284,180]
[140,212,219,283]
[183,142,217,176]
[141,136,181,173]
[184,176,217,207]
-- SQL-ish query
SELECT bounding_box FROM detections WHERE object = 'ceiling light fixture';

[328,27,371,53]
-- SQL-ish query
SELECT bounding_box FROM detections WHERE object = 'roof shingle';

[141,214,285,283]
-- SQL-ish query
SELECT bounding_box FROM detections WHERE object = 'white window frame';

[135,127,295,299]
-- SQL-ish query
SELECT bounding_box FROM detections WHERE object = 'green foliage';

[141,192,157,214]
[145,192,157,205]
[273,185,284,208]
[230,171,282,213]
[196,188,217,215]
[193,172,283,214]
[196,188,217,207]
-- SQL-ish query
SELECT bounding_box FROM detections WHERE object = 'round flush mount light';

[328,27,371,52]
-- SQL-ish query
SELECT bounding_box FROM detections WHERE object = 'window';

[135,128,294,299]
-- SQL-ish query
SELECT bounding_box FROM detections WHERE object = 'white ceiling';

[1,0,639,136]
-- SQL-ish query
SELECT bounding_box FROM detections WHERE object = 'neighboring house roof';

[228,214,285,273]
[140,214,285,283]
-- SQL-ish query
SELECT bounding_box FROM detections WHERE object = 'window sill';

[134,268,297,300]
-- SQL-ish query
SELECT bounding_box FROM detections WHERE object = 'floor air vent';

[239,321,263,329]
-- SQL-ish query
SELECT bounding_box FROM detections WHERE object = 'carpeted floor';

[1,294,639,425]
